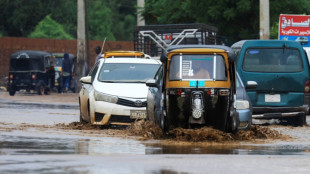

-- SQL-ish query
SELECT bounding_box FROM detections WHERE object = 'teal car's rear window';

[242,48,302,73]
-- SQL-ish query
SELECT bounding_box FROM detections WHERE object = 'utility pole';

[76,0,86,91]
[85,0,90,75]
[259,0,270,39]
[137,0,145,26]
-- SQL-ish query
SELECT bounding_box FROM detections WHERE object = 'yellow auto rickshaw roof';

[103,51,145,58]
[164,45,236,61]
[168,48,227,55]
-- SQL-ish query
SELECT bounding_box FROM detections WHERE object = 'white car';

[79,58,161,126]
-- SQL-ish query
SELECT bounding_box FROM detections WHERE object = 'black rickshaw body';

[157,45,238,132]
[52,53,76,93]
[8,50,55,96]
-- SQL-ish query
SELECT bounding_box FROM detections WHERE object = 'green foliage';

[1,0,309,42]
[48,0,77,38]
[87,0,136,41]
[0,0,47,37]
[87,1,115,41]
[143,0,310,44]
[28,15,73,40]
[270,22,279,39]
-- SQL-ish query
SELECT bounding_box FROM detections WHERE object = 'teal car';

[232,40,309,126]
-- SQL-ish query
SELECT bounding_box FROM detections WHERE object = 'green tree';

[107,0,136,41]
[87,0,136,41]
[0,0,137,41]
[87,0,115,41]
[28,15,73,40]
[49,0,77,38]
[142,0,310,45]
[0,0,48,37]
[0,0,76,38]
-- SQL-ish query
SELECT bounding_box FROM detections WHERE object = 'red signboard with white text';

[279,14,310,46]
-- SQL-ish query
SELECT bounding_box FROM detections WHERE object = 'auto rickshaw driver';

[191,60,211,79]
[172,58,211,80]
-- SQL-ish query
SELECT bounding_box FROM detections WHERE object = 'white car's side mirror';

[80,76,92,84]
[146,79,157,87]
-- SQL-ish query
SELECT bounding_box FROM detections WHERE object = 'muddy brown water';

[2,93,310,173]
[58,120,286,143]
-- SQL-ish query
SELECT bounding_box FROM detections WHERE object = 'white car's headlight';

[94,91,118,103]
[236,100,249,110]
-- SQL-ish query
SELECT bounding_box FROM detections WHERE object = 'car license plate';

[265,94,280,102]
[130,110,146,119]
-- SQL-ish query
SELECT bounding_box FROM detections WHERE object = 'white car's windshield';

[98,63,160,83]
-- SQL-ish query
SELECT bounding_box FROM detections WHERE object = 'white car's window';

[98,63,160,82]
[89,61,100,82]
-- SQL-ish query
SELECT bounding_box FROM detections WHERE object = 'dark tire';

[44,88,50,95]
[161,109,168,133]
[71,87,76,93]
[87,101,91,123]
[293,113,306,127]
[37,81,45,95]
[71,79,77,93]
[37,85,44,95]
[227,109,240,134]
[242,119,252,131]
[79,111,85,123]
[9,90,15,96]
[57,86,62,93]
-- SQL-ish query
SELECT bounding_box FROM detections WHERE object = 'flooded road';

[0,92,310,173]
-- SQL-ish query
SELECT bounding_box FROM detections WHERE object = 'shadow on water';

[0,101,78,109]
[144,143,310,155]
[1,133,310,156]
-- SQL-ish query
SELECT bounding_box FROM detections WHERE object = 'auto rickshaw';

[146,45,239,132]
[52,53,77,93]
[8,50,55,96]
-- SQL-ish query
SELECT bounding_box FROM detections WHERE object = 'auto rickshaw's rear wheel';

[9,90,15,96]
[57,86,62,93]
[287,112,306,127]
[160,109,168,132]
[227,109,240,134]
[37,85,45,95]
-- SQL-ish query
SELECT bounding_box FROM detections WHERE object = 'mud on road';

[0,90,308,146]
[54,120,289,145]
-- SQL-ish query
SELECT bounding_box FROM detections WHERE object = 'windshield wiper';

[100,80,116,83]
[119,81,146,83]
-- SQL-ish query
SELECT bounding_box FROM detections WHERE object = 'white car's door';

[80,62,100,122]
[80,79,92,119]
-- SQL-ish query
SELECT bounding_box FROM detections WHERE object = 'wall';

[0,37,133,77]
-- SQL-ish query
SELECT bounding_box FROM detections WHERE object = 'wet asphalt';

[0,95,310,174]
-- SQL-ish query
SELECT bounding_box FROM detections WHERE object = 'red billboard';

[279,14,310,36]
[279,14,310,46]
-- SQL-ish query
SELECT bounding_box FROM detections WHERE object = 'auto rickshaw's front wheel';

[160,109,168,133]
[44,88,50,95]
[9,90,15,96]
